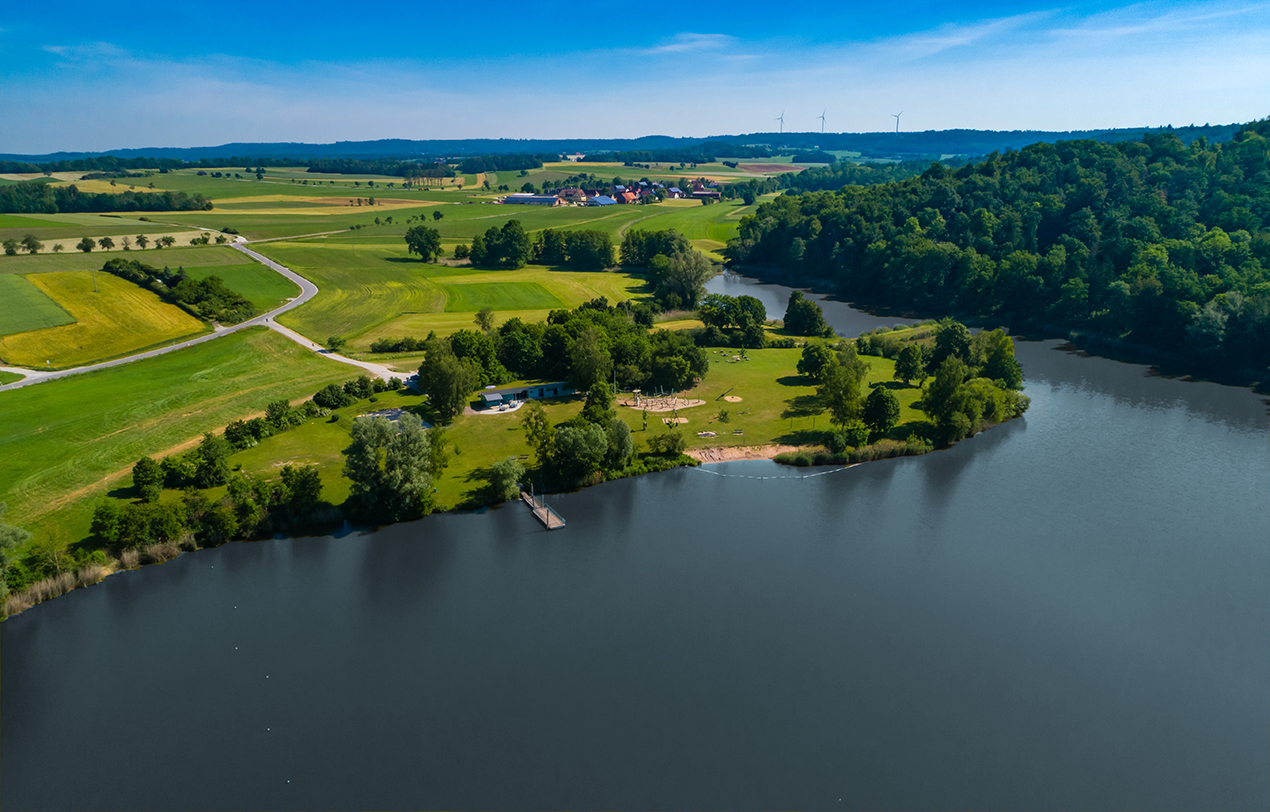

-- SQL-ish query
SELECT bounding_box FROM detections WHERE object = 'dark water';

[3,283,1268,811]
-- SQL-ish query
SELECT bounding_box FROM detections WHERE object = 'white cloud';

[42,42,127,61]
[649,33,735,54]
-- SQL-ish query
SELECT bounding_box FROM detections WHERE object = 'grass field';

[255,240,647,346]
[0,214,66,229]
[0,327,357,551]
[0,245,250,274]
[0,272,207,368]
[184,262,300,311]
[0,275,75,335]
[0,370,23,385]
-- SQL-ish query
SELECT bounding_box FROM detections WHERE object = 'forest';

[0,182,212,214]
[725,120,1270,378]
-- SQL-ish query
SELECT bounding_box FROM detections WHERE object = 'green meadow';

[183,262,300,312]
[0,327,355,547]
[0,275,75,335]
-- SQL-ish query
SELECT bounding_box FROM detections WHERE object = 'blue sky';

[2,0,1268,153]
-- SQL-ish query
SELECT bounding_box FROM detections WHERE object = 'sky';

[1,0,1268,153]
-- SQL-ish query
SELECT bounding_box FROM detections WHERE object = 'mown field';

[0,244,251,274]
[0,327,357,550]
[0,275,75,335]
[0,271,207,368]
[183,262,300,311]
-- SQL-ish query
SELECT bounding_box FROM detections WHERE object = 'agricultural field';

[183,262,300,312]
[0,275,75,335]
[0,327,357,549]
[0,212,185,243]
[0,271,207,368]
[0,244,248,274]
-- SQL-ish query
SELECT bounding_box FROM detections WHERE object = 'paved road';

[0,243,398,392]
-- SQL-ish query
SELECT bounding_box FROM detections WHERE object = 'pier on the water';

[521,489,565,530]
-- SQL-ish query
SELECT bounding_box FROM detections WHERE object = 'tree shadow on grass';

[781,394,824,420]
[776,374,813,387]
[869,380,912,391]
[774,427,827,446]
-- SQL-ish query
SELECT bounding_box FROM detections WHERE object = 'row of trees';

[726,121,1270,377]
[0,182,212,213]
[619,229,717,309]
[531,228,614,270]
[102,258,254,323]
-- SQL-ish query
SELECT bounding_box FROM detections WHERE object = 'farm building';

[586,195,617,206]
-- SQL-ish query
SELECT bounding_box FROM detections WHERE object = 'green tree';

[194,432,232,488]
[20,234,43,254]
[818,344,870,426]
[132,456,164,503]
[581,381,615,425]
[894,344,927,386]
[604,418,634,470]
[90,499,122,549]
[660,249,713,308]
[432,210,444,222]
[474,307,495,333]
[265,399,294,430]
[569,326,613,390]
[784,291,833,337]
[551,423,608,479]
[326,335,347,352]
[521,401,555,464]
[863,386,901,437]
[76,237,96,253]
[797,342,837,382]
[404,225,443,262]
[973,328,1024,389]
[0,503,33,598]
[278,465,323,525]
[99,236,115,250]
[135,234,149,249]
[418,336,479,423]
[382,413,436,520]
[930,319,973,370]
[488,456,525,501]
[343,416,395,518]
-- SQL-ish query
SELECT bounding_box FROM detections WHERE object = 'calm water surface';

[3,279,1267,810]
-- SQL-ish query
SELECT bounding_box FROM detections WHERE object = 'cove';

[2,277,1267,811]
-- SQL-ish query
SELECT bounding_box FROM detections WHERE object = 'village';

[496,177,723,207]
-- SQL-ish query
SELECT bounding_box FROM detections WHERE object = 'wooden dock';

[521,489,566,530]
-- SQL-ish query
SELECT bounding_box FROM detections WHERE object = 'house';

[557,188,586,204]
[667,187,684,198]
[618,191,638,204]
[690,188,721,200]
[478,382,576,408]
[586,195,617,206]
[501,194,563,206]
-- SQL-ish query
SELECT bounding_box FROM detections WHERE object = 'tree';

[418,336,479,423]
[76,237,96,253]
[569,326,613,390]
[326,335,347,352]
[604,418,634,470]
[488,457,525,501]
[314,383,355,409]
[973,328,1023,389]
[99,236,115,250]
[194,432,232,488]
[894,344,927,386]
[52,243,64,252]
[929,318,973,370]
[160,236,176,247]
[404,225,442,262]
[474,307,495,333]
[521,401,555,464]
[0,503,33,598]
[343,416,394,518]
[135,234,149,249]
[863,386,901,437]
[1,239,16,256]
[551,423,608,479]
[20,234,43,254]
[278,465,323,525]
[382,413,436,520]
[660,249,713,308]
[784,291,833,337]
[432,210,444,222]
[581,382,615,425]
[132,457,164,503]
[818,344,870,427]
[797,342,837,382]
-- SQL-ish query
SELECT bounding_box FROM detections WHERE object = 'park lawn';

[0,272,208,368]
[184,263,300,312]
[0,245,247,274]
[0,327,358,553]
[0,275,75,335]
[441,280,563,312]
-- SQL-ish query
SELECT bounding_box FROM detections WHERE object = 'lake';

[2,276,1266,810]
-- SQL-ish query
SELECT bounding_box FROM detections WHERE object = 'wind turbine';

[892,111,903,134]
[816,109,826,133]
[775,110,785,134]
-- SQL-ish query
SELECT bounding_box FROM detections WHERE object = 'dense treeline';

[619,229,717,309]
[0,155,295,174]
[0,181,212,214]
[416,299,708,422]
[531,228,614,270]
[586,141,773,165]
[457,154,550,174]
[102,258,254,323]
[727,121,1270,378]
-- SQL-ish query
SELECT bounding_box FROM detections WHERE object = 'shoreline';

[685,445,800,463]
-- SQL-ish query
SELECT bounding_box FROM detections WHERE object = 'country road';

[0,242,399,392]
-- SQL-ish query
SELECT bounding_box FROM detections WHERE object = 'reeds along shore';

[1,541,184,619]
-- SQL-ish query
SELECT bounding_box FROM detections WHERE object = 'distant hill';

[0,123,1247,164]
